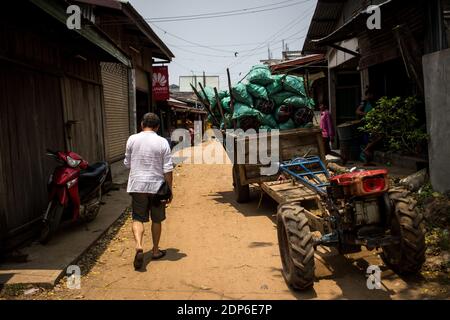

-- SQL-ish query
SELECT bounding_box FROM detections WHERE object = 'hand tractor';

[276,156,425,290]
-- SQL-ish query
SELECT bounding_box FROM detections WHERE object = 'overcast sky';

[129,0,317,89]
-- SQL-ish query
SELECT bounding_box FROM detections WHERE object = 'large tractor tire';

[277,202,315,290]
[381,187,426,274]
[232,165,250,203]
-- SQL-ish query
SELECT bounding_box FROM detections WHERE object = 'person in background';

[356,87,375,118]
[319,104,341,158]
[124,113,174,270]
[356,87,378,165]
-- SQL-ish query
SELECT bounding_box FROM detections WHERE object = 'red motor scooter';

[40,150,109,244]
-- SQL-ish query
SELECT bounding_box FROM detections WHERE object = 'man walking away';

[124,113,174,270]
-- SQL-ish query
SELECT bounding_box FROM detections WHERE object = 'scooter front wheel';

[39,201,64,244]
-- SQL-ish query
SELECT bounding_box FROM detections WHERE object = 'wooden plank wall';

[61,77,105,163]
[0,3,106,239]
[358,2,425,69]
[0,62,66,234]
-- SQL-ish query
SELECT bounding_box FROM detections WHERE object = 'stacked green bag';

[283,96,309,109]
[283,75,306,97]
[198,86,217,107]
[218,90,229,100]
[232,83,253,106]
[221,96,232,113]
[232,103,262,121]
[246,65,274,86]
[265,74,284,96]
[271,91,295,106]
[246,83,269,101]
[202,64,316,132]
[260,113,278,129]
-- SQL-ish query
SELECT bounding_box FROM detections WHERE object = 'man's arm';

[164,171,173,190]
[162,140,174,202]
[124,137,133,169]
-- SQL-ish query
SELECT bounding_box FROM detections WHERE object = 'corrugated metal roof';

[72,0,175,60]
[302,0,346,54]
[270,54,326,72]
[313,0,393,47]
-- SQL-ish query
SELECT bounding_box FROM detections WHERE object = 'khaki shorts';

[131,193,166,223]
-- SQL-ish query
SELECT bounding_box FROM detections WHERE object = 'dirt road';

[16,142,448,300]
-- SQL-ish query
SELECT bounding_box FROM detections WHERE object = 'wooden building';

[85,0,174,163]
[0,0,173,250]
[302,0,449,142]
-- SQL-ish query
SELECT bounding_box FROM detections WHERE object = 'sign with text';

[152,66,169,101]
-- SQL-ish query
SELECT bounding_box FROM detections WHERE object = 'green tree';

[361,96,428,154]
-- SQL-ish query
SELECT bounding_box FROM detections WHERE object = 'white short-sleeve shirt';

[124,131,173,194]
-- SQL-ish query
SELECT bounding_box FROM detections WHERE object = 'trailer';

[225,127,326,203]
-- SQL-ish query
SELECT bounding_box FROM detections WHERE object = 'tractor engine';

[327,170,390,234]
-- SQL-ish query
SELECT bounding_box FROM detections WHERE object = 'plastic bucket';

[337,120,361,141]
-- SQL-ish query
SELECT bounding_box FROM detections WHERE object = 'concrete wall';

[423,48,450,193]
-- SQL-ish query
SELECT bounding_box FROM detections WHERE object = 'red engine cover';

[330,169,388,185]
[330,169,389,197]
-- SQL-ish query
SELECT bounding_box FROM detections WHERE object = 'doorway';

[136,90,150,133]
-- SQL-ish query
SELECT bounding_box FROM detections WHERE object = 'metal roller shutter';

[101,63,130,162]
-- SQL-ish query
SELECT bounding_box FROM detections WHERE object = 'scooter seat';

[80,162,108,179]
[79,162,108,200]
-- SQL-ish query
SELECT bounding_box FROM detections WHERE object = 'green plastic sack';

[221,97,232,113]
[246,83,269,101]
[247,65,274,86]
[266,74,284,96]
[261,113,278,129]
[198,86,217,107]
[218,90,229,100]
[232,83,253,106]
[278,118,296,131]
[307,97,316,109]
[283,96,308,109]
[232,103,261,120]
[271,91,295,106]
[283,75,306,96]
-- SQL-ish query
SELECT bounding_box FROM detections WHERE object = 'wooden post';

[198,82,221,127]
[227,68,236,129]
[214,87,226,130]
[190,84,220,127]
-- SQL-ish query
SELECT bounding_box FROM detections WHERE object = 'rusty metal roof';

[72,0,174,60]
[302,0,346,54]
[270,54,326,72]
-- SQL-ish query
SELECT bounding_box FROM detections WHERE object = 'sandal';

[152,249,167,260]
[133,249,144,270]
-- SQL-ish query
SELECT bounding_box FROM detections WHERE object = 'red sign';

[152,66,169,101]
